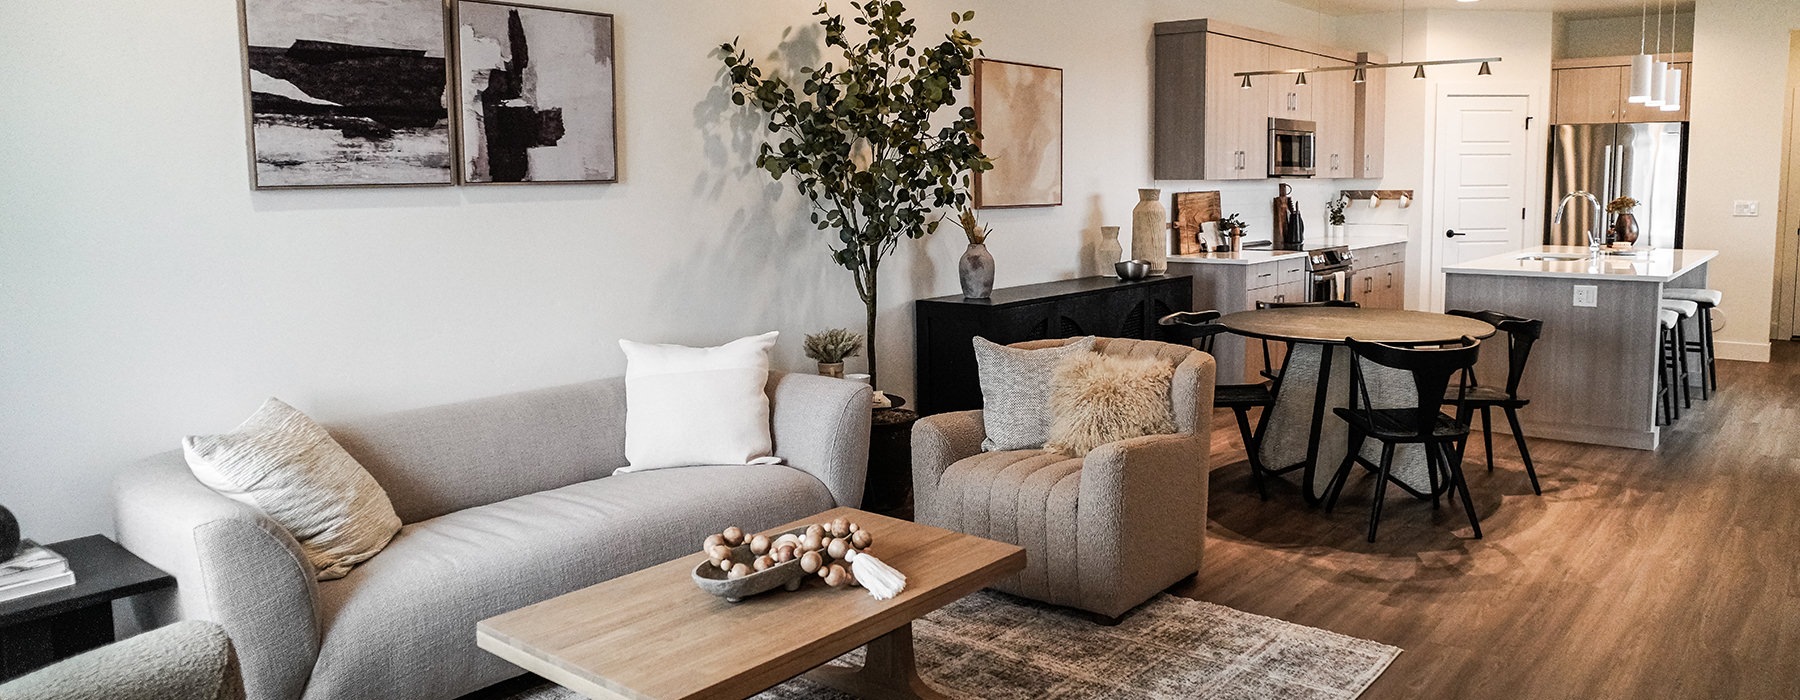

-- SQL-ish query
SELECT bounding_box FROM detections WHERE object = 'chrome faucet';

[1552,190,1606,255]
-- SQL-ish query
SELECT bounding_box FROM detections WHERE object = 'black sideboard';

[913,275,1193,415]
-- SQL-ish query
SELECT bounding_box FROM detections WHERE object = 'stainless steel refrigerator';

[1546,122,1688,248]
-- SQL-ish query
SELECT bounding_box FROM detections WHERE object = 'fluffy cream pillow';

[1044,353,1179,457]
[616,331,779,472]
[184,398,401,580]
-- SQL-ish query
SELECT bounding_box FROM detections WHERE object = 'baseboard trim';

[1717,341,1771,363]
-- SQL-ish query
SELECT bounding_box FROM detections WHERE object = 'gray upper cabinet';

[1154,20,1381,181]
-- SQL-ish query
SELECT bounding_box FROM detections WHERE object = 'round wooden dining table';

[1216,307,1496,504]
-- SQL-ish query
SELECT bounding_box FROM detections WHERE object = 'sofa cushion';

[936,450,1083,608]
[618,331,779,471]
[973,336,1096,452]
[301,464,835,700]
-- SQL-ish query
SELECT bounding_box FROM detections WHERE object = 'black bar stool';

[1324,336,1484,543]
[1661,299,1698,410]
[1658,309,1681,425]
[1662,288,1722,398]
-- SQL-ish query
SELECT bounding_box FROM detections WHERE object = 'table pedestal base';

[806,623,949,700]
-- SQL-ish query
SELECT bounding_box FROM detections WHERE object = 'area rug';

[502,591,1400,699]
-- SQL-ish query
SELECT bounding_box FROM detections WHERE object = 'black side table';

[865,395,920,518]
[0,535,175,680]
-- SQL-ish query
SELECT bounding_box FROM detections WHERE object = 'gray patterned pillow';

[973,336,1097,451]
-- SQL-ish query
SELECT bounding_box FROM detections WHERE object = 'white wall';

[0,0,1363,541]
[1684,0,1800,360]
[1337,9,1555,310]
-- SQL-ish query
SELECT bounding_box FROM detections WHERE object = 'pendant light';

[1241,74,1252,89]
[1296,72,1308,86]
[1477,61,1492,76]
[1645,0,1667,107]
[1413,64,1427,80]
[1628,2,1653,103]
[1661,6,1683,112]
[1353,66,1367,83]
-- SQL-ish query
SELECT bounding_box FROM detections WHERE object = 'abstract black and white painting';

[455,1,617,184]
[239,0,454,188]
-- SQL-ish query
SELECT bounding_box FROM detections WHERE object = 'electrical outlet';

[1733,200,1760,217]
[1573,285,1598,308]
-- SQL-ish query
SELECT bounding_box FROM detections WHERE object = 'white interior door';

[1431,94,1531,311]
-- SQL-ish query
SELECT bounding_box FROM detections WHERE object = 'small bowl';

[1115,259,1153,281]
[691,527,807,603]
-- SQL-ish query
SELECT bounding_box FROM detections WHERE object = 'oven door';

[1309,268,1353,303]
[1269,126,1316,178]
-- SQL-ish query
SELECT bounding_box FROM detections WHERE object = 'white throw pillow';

[183,398,401,581]
[617,331,780,472]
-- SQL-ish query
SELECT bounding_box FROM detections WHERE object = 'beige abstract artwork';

[974,59,1062,208]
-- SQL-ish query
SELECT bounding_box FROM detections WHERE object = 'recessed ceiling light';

[1457,0,1480,3]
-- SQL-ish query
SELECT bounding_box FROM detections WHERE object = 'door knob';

[1445,229,1468,238]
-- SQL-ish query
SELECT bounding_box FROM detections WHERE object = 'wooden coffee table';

[477,507,1025,700]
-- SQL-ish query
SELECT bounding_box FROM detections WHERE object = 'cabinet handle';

[1257,273,1274,279]
[1386,271,1393,289]
[1364,154,1372,174]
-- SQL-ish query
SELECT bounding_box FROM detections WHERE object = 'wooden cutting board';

[1172,190,1222,255]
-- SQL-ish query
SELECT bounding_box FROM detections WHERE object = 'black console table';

[913,275,1193,415]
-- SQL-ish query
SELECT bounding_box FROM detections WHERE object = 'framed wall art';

[237,0,455,189]
[454,1,617,184]
[973,59,1063,209]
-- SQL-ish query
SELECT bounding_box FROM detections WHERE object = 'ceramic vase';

[959,242,994,299]
[1096,226,1124,276]
[0,505,19,561]
[817,362,845,379]
[1328,224,1346,238]
[1611,213,1639,244]
[1132,189,1168,274]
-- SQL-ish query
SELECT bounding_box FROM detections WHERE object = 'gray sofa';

[0,620,244,700]
[113,372,871,700]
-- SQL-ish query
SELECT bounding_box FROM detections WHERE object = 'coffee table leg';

[805,623,950,700]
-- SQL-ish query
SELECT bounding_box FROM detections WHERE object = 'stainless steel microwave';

[1268,118,1316,178]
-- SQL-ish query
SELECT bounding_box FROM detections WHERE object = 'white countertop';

[1442,245,1718,282]
[1167,232,1409,266]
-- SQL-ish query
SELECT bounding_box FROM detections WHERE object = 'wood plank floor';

[1174,342,1800,699]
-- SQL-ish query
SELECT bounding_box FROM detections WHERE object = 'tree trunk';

[863,265,880,390]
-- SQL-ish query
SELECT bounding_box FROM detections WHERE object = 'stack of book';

[0,542,76,604]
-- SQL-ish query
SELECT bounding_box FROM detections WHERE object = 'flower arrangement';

[1327,199,1347,227]
[1607,196,1640,214]
[803,328,864,364]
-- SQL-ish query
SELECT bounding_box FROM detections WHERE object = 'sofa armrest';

[909,410,986,525]
[1076,429,1211,618]
[768,372,873,508]
[113,454,321,700]
[0,619,244,700]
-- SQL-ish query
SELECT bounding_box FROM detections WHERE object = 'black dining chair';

[1250,300,1362,381]
[1159,310,1276,499]
[1442,309,1545,495]
[1324,336,1483,543]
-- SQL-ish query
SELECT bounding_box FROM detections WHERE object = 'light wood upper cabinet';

[1354,51,1385,179]
[1314,58,1357,178]
[1551,56,1691,124]
[1267,47,1315,123]
[1156,25,1268,180]
[1553,66,1626,124]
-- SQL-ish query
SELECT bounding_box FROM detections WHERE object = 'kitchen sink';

[1516,252,1589,262]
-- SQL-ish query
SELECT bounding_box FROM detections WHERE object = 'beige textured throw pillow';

[184,398,401,580]
[974,336,1097,452]
[1044,352,1179,457]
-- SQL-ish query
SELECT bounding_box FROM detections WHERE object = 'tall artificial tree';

[722,1,991,388]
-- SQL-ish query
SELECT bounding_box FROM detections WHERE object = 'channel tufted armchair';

[911,337,1215,620]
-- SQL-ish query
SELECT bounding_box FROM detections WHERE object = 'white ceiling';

[1282,0,1693,18]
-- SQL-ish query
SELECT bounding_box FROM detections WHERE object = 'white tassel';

[845,550,906,600]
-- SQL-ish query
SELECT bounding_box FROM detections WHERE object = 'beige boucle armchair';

[911,337,1215,620]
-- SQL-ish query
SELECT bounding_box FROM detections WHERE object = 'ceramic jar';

[1611,213,1639,245]
[959,242,994,299]
[1096,226,1124,276]
[1132,189,1168,275]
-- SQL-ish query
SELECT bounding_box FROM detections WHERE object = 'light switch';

[1573,285,1598,308]
[1733,200,1760,217]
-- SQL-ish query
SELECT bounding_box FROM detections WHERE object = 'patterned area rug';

[500,591,1399,700]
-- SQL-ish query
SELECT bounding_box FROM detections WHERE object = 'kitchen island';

[1443,245,1718,450]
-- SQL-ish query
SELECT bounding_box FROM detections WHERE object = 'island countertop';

[1443,245,1718,283]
